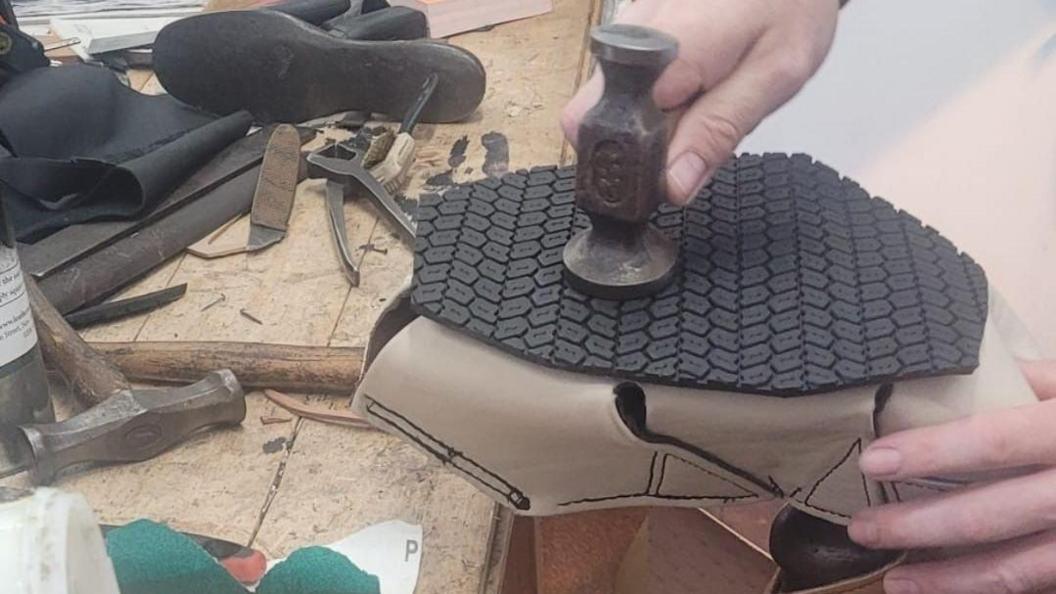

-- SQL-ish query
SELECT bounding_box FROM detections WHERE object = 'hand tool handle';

[368,133,414,188]
[576,24,676,224]
[20,370,245,484]
[26,276,129,407]
[90,341,364,394]
[400,73,439,134]
[250,124,302,231]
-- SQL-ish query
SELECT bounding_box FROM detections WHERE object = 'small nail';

[884,577,920,594]
[848,520,879,547]
[860,446,902,477]
[667,152,708,204]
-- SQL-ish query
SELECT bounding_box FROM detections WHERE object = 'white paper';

[266,521,422,594]
[50,16,179,57]
[0,247,37,367]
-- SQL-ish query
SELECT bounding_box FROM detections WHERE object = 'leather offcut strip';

[411,153,988,397]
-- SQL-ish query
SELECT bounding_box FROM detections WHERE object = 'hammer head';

[20,370,245,484]
[563,24,680,300]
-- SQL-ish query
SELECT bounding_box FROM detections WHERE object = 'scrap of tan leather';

[263,389,376,430]
[765,554,906,594]
[186,215,250,259]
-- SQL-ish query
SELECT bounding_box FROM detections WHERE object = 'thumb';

[1020,360,1056,401]
[664,47,813,205]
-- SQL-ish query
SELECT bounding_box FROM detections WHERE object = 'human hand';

[561,0,839,206]
[849,360,1056,593]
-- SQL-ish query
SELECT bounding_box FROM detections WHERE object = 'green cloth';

[257,547,381,594]
[105,520,249,594]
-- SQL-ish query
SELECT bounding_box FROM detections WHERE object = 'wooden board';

[3,1,597,592]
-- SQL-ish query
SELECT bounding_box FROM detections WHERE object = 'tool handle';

[576,24,677,225]
[91,341,364,394]
[26,276,129,407]
[20,370,245,484]
[250,124,302,231]
[369,133,415,187]
[399,73,439,134]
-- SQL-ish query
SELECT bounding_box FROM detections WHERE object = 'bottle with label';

[0,186,53,471]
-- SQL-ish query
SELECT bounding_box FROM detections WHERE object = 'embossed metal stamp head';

[562,24,680,300]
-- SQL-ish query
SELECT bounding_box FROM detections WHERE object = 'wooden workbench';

[2,2,598,592]
[6,4,1053,593]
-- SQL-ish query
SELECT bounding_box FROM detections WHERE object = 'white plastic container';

[0,488,120,594]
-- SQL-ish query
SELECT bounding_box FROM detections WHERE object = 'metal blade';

[342,164,417,246]
[326,182,360,287]
[246,224,285,252]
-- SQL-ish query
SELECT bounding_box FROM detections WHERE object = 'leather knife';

[247,124,302,252]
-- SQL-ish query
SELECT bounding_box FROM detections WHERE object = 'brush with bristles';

[368,73,439,194]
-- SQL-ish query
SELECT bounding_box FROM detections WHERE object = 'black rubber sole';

[411,154,989,397]
[153,10,486,124]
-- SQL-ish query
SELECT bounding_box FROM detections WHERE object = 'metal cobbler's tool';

[64,284,188,329]
[562,24,679,300]
[247,124,302,252]
[3,370,245,485]
[3,279,247,485]
[307,139,417,286]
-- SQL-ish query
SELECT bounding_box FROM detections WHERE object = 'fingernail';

[667,152,708,204]
[884,577,920,594]
[847,519,879,546]
[860,446,902,477]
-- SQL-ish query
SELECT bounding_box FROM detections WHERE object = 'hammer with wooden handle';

[4,278,247,484]
[89,341,363,395]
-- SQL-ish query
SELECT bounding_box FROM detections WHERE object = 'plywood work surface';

[2,2,598,592]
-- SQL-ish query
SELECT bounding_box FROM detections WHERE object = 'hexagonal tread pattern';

[411,153,988,397]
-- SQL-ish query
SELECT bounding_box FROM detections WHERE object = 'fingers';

[859,399,1056,480]
[559,72,603,148]
[1020,359,1056,401]
[883,530,1056,594]
[849,468,1056,549]
[663,42,820,204]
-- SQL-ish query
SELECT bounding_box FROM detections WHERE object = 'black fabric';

[0,64,252,241]
[411,153,989,397]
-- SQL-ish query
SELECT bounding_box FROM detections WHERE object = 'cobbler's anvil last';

[351,24,1040,594]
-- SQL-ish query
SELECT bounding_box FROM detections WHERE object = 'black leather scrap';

[0,65,251,241]
[411,153,988,397]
